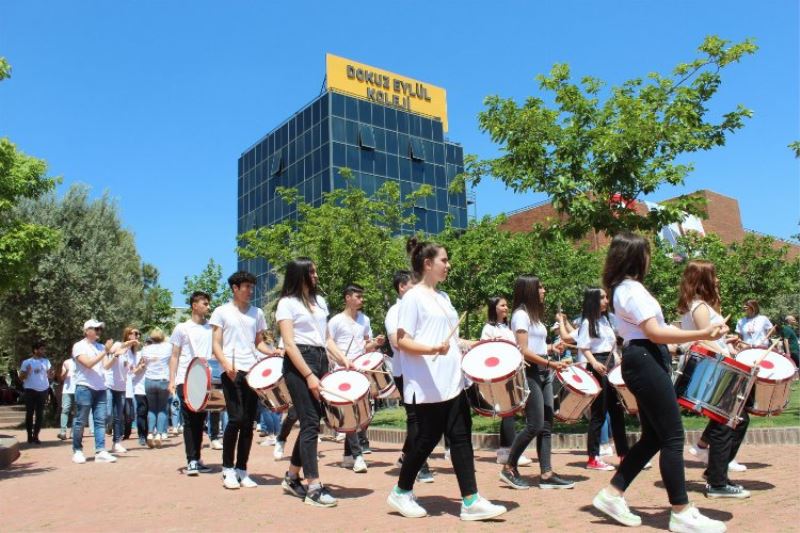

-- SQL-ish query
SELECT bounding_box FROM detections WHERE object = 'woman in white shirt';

[735,299,773,350]
[142,328,172,448]
[575,288,629,471]
[591,232,729,533]
[387,238,507,522]
[106,327,138,453]
[499,276,573,490]
[277,257,350,508]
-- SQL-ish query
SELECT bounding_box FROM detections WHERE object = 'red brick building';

[500,189,800,259]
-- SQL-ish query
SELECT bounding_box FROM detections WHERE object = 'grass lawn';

[373,382,800,434]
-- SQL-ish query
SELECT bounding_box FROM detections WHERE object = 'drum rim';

[184,357,211,412]
[735,350,798,383]
[462,339,523,383]
[556,365,601,395]
[320,369,371,405]
[677,397,729,425]
[246,355,285,388]
[688,343,721,358]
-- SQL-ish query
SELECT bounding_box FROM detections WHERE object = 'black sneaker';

[305,485,337,508]
[57,432,67,441]
[499,467,530,490]
[282,472,307,499]
[706,483,750,499]
[417,463,434,483]
[362,446,372,455]
[196,460,213,473]
[540,474,575,489]
[186,461,199,476]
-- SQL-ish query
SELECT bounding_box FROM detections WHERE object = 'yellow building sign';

[326,53,448,132]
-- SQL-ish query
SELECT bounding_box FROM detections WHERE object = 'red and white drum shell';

[353,351,397,399]
[461,340,529,418]
[735,349,798,416]
[555,365,600,422]
[183,358,226,413]
[608,365,638,415]
[246,356,291,413]
[320,370,373,433]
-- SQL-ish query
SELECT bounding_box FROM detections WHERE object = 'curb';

[0,435,21,468]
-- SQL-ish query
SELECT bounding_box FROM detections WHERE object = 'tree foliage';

[457,36,758,239]
[139,263,175,334]
[182,258,233,312]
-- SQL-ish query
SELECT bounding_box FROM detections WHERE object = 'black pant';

[499,416,516,448]
[508,370,553,473]
[123,398,134,440]
[278,407,298,442]
[611,340,688,506]
[587,353,630,458]
[135,394,148,440]
[24,389,48,440]
[220,370,258,470]
[398,391,477,496]
[702,412,750,487]
[177,384,207,462]
[395,376,420,456]
[284,344,328,479]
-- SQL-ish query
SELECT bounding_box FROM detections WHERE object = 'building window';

[409,137,426,161]
[358,124,376,149]
[270,153,283,176]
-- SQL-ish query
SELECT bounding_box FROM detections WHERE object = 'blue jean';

[72,385,107,452]
[258,402,281,434]
[207,410,228,440]
[60,393,74,432]
[109,389,126,443]
[169,393,182,428]
[145,378,169,435]
[600,413,611,445]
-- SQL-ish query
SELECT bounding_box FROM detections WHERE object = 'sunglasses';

[131,332,141,337]
[91,327,104,331]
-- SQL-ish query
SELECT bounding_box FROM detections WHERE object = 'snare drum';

[183,358,226,412]
[674,343,753,427]
[555,365,600,422]
[353,351,397,398]
[246,356,291,412]
[608,365,638,415]
[320,370,373,433]
[735,349,797,416]
[461,340,529,417]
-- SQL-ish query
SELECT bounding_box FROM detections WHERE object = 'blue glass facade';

[238,91,466,305]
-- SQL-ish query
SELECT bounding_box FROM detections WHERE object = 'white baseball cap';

[83,319,105,330]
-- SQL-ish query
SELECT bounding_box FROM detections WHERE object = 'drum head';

[462,340,522,382]
[354,351,384,371]
[320,370,370,404]
[184,359,210,411]
[246,356,284,388]
[736,349,797,380]
[608,365,625,386]
[558,365,600,394]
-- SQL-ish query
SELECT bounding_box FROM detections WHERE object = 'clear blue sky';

[2,1,798,305]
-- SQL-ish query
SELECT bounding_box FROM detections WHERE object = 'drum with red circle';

[353,351,397,398]
[246,356,291,412]
[608,365,638,415]
[735,348,797,416]
[320,370,372,433]
[555,364,600,422]
[461,340,529,417]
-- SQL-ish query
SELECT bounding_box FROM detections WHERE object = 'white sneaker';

[387,489,427,518]
[518,454,533,467]
[222,468,240,489]
[688,444,709,464]
[146,434,155,449]
[599,444,614,457]
[210,439,223,450]
[335,432,346,443]
[95,450,117,463]
[154,434,162,449]
[112,443,127,453]
[236,469,258,488]
[643,461,653,470]
[592,488,642,527]
[72,450,87,464]
[669,504,727,533]
[728,460,747,472]
[274,441,285,459]
[342,455,355,469]
[353,455,368,473]
[444,448,451,461]
[460,496,507,521]
[262,435,277,446]
[160,432,169,440]
[496,447,510,464]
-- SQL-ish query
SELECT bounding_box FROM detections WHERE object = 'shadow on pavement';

[0,461,55,480]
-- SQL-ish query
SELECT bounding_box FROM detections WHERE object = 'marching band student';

[327,283,386,474]
[499,276,573,490]
[210,271,279,489]
[169,291,215,476]
[387,238,507,521]
[480,296,533,467]
[19,340,53,444]
[277,258,351,508]
[575,288,630,471]
[678,260,750,499]
[592,232,729,532]
[735,299,773,350]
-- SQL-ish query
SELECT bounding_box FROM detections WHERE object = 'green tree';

[458,36,757,239]
[0,57,60,292]
[139,263,175,334]
[182,258,233,312]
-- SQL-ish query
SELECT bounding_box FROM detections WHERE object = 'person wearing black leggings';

[592,232,730,533]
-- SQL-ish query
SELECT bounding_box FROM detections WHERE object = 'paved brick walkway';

[2,427,798,532]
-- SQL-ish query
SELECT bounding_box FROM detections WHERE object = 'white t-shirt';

[72,338,107,391]
[682,300,729,354]
[170,320,213,385]
[575,316,617,354]
[397,286,463,404]
[142,342,172,380]
[104,342,129,392]
[131,351,146,395]
[511,308,548,357]
[612,279,667,342]
[328,311,373,362]
[209,302,269,371]
[275,295,329,348]
[480,322,516,343]
[125,352,135,398]
[62,358,76,395]
[385,300,403,378]
[20,357,51,391]
[736,314,773,348]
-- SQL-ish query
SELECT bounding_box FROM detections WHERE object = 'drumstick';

[444,312,468,344]
[362,368,392,375]
[319,387,355,404]
[752,339,781,368]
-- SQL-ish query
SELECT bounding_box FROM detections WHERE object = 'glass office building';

[238,81,467,305]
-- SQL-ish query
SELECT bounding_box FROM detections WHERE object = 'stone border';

[0,435,20,469]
